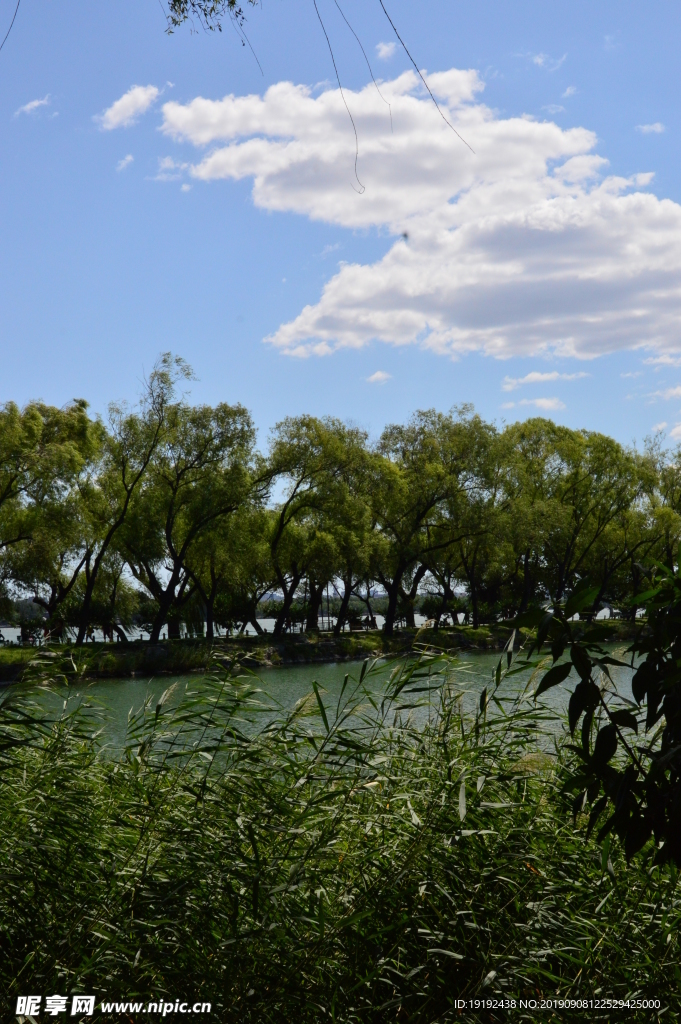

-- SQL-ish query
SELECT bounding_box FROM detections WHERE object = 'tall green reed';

[1,647,679,1022]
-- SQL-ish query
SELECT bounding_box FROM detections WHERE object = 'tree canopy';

[0,359,673,645]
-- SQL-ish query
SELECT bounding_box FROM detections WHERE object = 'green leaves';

[535,661,572,698]
[564,583,600,621]
[570,643,592,682]
[591,724,618,767]
[312,681,329,734]
[568,680,599,736]
[609,709,638,734]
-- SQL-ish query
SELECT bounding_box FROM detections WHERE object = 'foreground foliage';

[1,653,679,1022]
[525,565,681,872]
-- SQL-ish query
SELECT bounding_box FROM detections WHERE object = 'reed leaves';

[0,652,679,1021]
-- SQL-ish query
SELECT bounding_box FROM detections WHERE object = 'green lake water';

[34,645,637,753]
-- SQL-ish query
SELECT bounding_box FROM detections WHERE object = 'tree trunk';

[205,598,214,640]
[273,574,302,636]
[355,582,377,629]
[149,590,177,642]
[400,564,427,628]
[305,579,324,632]
[333,578,352,635]
[383,583,399,636]
[113,624,129,643]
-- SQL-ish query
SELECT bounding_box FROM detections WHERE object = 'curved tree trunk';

[383,583,399,636]
[305,579,324,632]
[333,578,352,636]
[273,574,302,636]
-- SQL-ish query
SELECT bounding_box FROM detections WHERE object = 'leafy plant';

[524,568,681,868]
[1,648,678,1020]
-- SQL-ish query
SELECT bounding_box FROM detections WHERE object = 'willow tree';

[0,399,102,632]
[120,401,259,642]
[371,409,490,635]
[267,416,368,636]
[186,506,274,638]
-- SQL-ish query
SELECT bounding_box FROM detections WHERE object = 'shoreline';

[0,620,641,682]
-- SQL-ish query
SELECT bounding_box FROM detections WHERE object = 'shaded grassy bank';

[1,651,677,1022]
[0,620,641,682]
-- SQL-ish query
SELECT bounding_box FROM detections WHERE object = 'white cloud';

[376,41,396,60]
[15,95,50,116]
[650,386,681,400]
[636,123,665,135]
[160,69,681,362]
[518,397,566,410]
[366,370,391,384]
[116,154,134,172]
[502,371,588,391]
[620,371,641,378]
[542,104,565,115]
[99,85,159,130]
[181,183,192,192]
[670,424,681,440]
[533,53,567,71]
[645,354,681,367]
[155,156,188,181]
[562,86,576,98]
[652,421,667,432]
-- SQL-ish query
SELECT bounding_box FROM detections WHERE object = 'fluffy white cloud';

[562,86,576,98]
[15,95,50,116]
[502,371,588,391]
[376,41,396,60]
[636,123,665,134]
[519,397,566,410]
[652,421,668,432]
[367,370,391,384]
[116,154,134,172]
[502,397,566,410]
[160,69,681,362]
[99,85,159,130]
[650,386,681,400]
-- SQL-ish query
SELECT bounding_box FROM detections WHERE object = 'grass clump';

[0,652,678,1022]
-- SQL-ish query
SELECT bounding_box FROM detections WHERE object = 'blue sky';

[2,0,681,447]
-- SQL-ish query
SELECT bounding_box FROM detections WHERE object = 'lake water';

[34,645,637,753]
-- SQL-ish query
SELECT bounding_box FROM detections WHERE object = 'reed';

[1,650,678,1022]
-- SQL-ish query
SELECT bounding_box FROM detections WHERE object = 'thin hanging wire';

[0,0,21,56]
[312,0,365,194]
[377,0,474,154]
[332,0,392,132]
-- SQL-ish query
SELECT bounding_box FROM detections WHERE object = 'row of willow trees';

[1,355,680,644]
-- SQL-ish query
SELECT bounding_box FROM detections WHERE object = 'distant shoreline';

[0,621,640,682]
